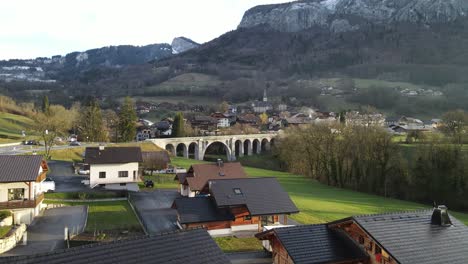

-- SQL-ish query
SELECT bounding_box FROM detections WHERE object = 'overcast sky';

[0,0,289,60]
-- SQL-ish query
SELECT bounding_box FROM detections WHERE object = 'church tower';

[263,88,268,102]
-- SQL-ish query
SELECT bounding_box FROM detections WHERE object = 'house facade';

[173,177,299,236]
[211,112,230,128]
[85,147,143,192]
[0,155,49,224]
[175,161,247,197]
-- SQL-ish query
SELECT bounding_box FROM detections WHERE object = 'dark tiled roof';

[84,147,143,164]
[173,197,234,224]
[257,225,368,264]
[352,210,468,264]
[175,173,188,184]
[0,155,43,183]
[209,178,299,216]
[2,229,230,264]
[185,162,247,191]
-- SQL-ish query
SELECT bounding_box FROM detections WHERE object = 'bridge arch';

[234,140,243,158]
[261,138,271,152]
[201,141,232,162]
[176,143,188,158]
[252,139,261,154]
[243,139,252,156]
[188,142,199,160]
[165,144,176,156]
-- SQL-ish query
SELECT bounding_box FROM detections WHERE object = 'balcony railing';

[0,193,44,210]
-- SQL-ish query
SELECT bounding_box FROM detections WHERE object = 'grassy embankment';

[0,112,35,144]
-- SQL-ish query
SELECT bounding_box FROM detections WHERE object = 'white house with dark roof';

[0,155,49,224]
[84,146,143,191]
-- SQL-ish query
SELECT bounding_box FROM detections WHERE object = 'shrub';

[0,211,12,221]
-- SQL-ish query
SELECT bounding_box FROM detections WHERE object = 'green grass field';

[139,173,178,189]
[0,226,12,238]
[214,237,263,253]
[45,201,141,232]
[0,112,35,142]
[170,157,468,225]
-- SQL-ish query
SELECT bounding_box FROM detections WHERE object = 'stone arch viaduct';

[147,133,278,161]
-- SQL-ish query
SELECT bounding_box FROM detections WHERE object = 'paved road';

[2,206,87,257]
[129,190,180,234]
[227,251,272,264]
[0,144,91,155]
[47,161,89,192]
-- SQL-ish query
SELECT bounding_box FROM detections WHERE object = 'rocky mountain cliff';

[239,0,468,32]
[171,37,200,54]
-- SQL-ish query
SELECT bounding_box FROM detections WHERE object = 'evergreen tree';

[41,95,50,115]
[172,112,185,137]
[118,97,137,142]
[78,99,107,142]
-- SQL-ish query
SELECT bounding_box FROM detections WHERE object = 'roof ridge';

[353,208,432,219]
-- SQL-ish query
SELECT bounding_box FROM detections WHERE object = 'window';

[8,188,25,201]
[233,188,242,195]
[118,171,129,178]
[261,216,274,226]
[358,236,365,244]
[120,183,127,186]
[99,172,106,178]
[133,170,136,180]
[244,215,252,221]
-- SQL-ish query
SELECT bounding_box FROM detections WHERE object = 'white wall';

[89,162,139,187]
[0,182,32,202]
[104,183,139,192]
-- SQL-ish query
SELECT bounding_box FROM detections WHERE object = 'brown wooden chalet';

[172,177,299,236]
[174,161,247,197]
[0,155,48,224]
[256,206,468,264]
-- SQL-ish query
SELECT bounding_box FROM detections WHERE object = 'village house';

[345,111,386,127]
[211,112,230,128]
[256,224,369,264]
[175,161,247,197]
[173,177,299,236]
[190,115,219,131]
[252,101,273,113]
[0,155,49,224]
[152,120,172,137]
[3,229,230,264]
[84,146,143,191]
[257,206,468,264]
[237,113,261,127]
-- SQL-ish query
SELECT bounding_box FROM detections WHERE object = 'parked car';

[70,141,81,146]
[144,180,154,188]
[78,169,90,175]
[23,140,39,145]
[42,177,56,192]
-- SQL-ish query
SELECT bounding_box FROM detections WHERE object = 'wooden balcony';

[0,193,44,210]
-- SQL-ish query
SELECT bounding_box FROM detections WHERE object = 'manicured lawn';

[214,237,263,253]
[45,201,142,232]
[171,157,468,225]
[139,174,178,189]
[0,226,12,238]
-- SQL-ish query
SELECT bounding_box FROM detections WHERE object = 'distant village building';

[237,113,261,127]
[190,116,218,131]
[211,112,230,128]
[252,89,273,113]
[345,111,385,127]
[277,104,288,111]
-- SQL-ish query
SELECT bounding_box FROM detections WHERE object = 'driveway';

[47,161,89,192]
[129,190,180,235]
[2,206,87,256]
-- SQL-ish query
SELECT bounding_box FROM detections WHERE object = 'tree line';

[277,116,468,211]
[33,96,137,159]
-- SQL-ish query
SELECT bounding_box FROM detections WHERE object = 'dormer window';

[233,188,242,195]
[219,172,225,177]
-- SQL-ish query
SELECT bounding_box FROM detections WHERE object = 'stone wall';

[0,224,26,254]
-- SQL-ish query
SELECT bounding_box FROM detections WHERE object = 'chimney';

[216,159,223,167]
[99,145,105,151]
[431,205,452,226]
